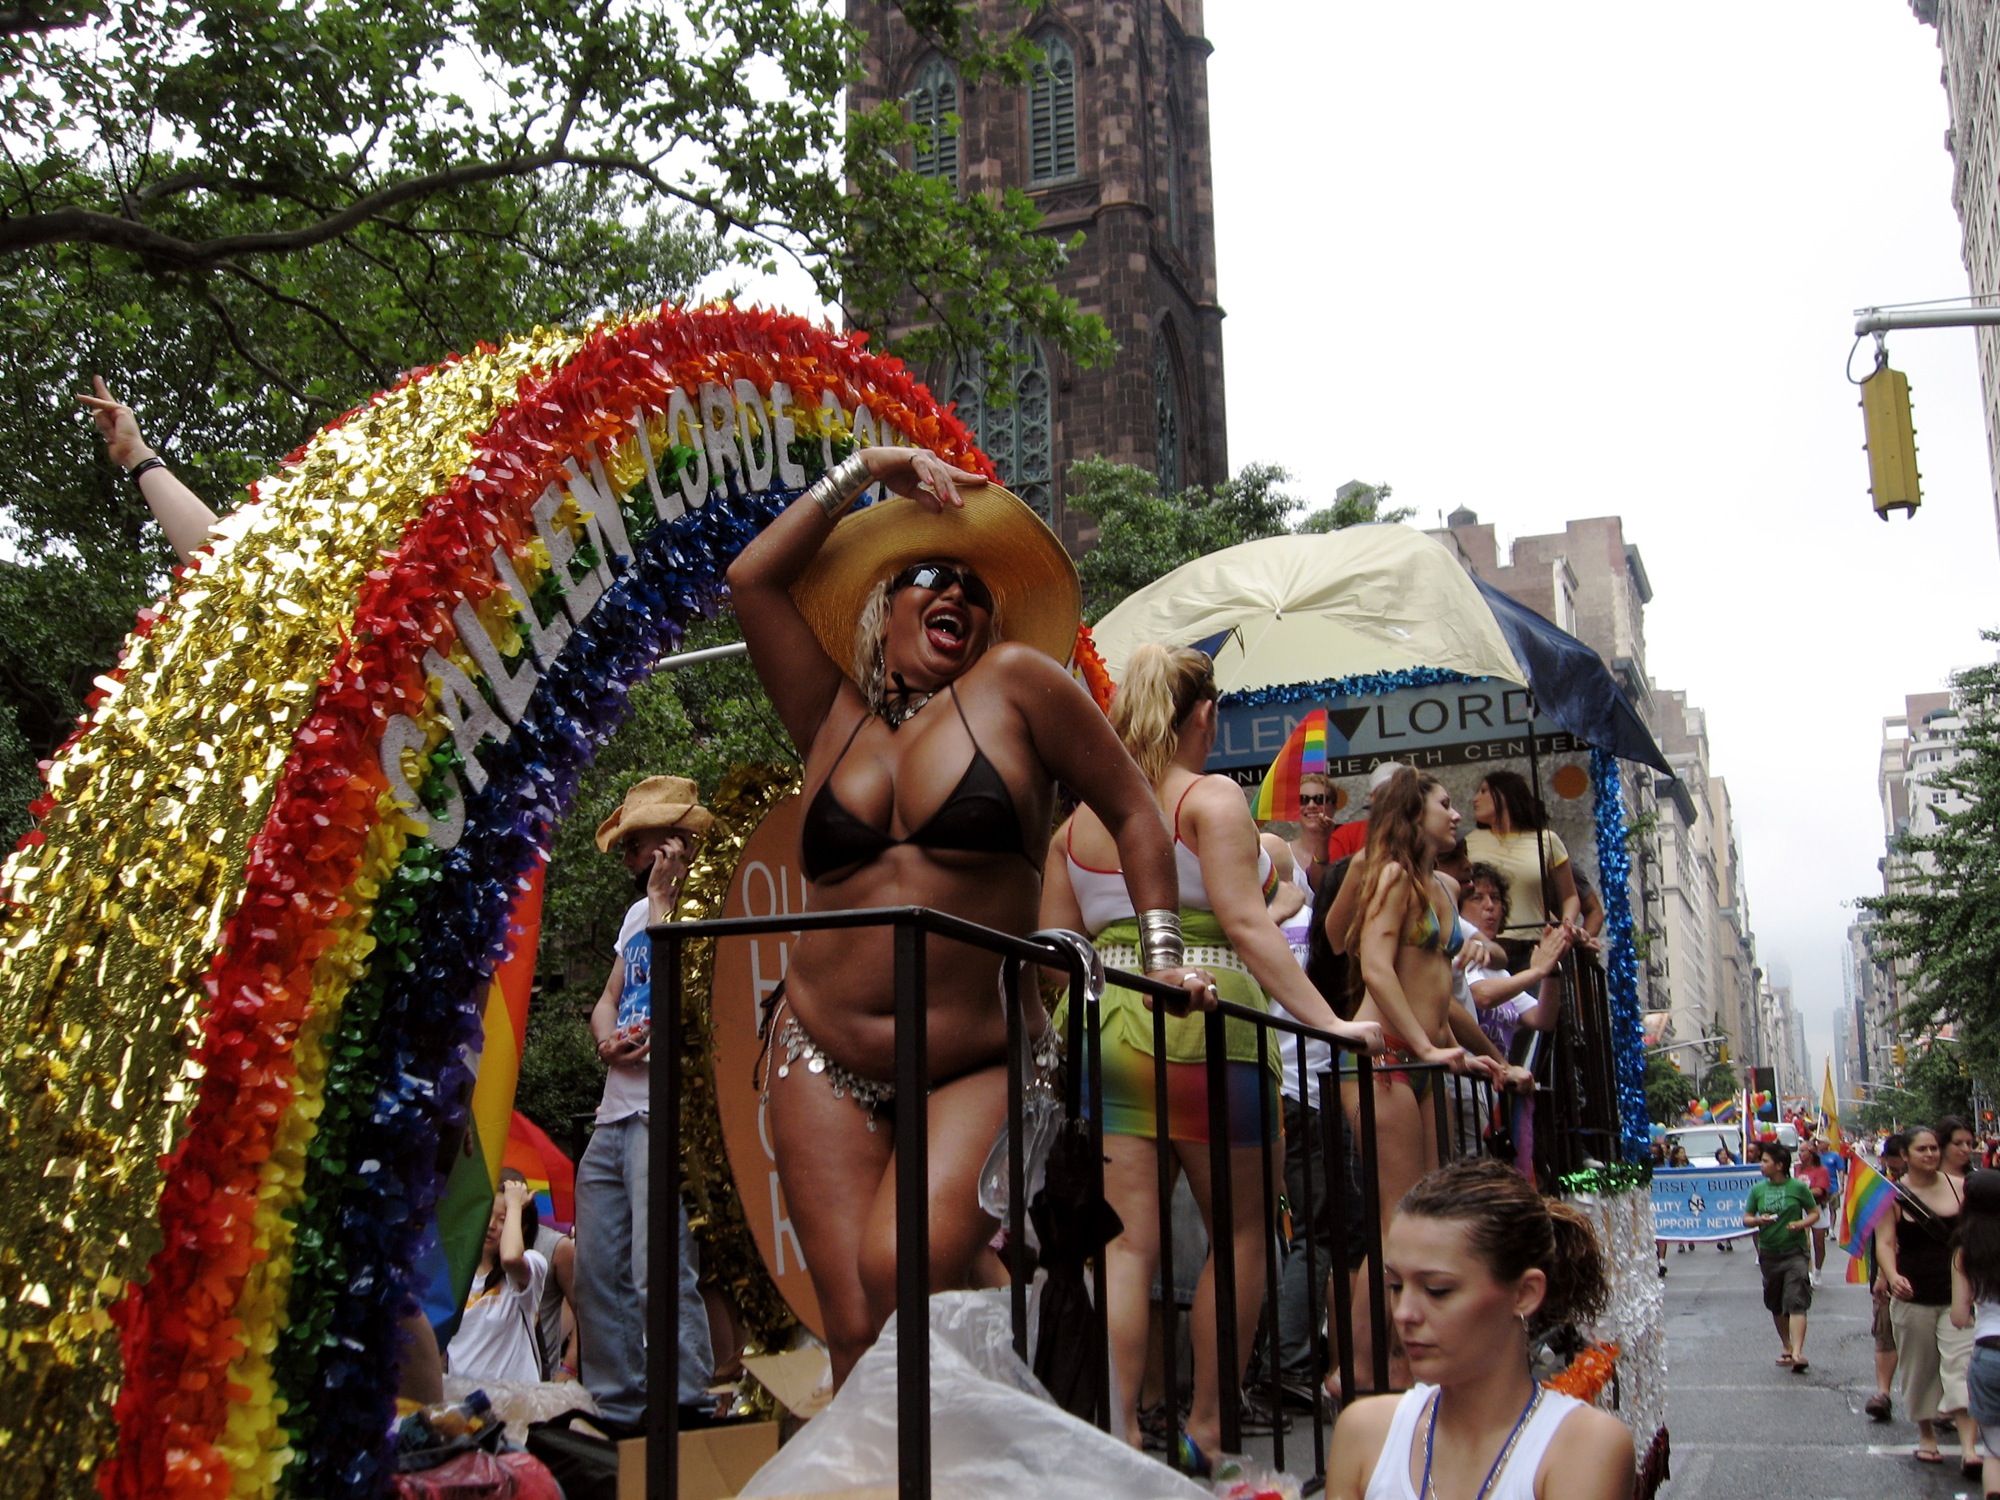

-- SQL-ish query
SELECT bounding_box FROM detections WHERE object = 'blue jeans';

[1967,1342,2000,1429]
[574,1114,712,1420]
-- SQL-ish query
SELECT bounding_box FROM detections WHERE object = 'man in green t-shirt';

[1743,1141,1820,1372]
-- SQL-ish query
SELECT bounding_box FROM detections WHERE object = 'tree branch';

[0,150,704,263]
[212,258,394,388]
[195,285,330,411]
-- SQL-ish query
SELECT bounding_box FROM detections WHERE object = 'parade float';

[0,303,1671,1498]
[1085,528,1677,1495]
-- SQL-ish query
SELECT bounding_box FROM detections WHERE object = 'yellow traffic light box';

[1861,364,1921,519]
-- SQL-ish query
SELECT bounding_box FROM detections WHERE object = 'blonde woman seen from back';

[1041,643,1383,1470]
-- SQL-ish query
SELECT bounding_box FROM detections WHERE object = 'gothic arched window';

[948,330,1054,520]
[907,57,960,188]
[1153,332,1182,497]
[1028,34,1078,184]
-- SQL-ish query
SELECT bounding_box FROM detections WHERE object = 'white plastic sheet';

[738,1290,1210,1499]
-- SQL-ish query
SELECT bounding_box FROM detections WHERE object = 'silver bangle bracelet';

[1136,908,1185,972]
[806,451,874,520]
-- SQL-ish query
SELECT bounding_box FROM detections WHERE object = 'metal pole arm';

[1855,306,2000,334]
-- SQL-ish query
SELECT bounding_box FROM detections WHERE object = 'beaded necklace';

[1419,1382,1541,1500]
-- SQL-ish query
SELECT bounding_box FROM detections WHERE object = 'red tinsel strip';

[102,307,987,1498]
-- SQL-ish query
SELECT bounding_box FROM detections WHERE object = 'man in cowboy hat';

[574,775,716,1431]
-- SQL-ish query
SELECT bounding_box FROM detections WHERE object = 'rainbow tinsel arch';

[0,306,990,1499]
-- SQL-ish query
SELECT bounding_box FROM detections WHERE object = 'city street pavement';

[1658,1240,1974,1500]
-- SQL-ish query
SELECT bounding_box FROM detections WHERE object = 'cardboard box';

[613,1420,781,1500]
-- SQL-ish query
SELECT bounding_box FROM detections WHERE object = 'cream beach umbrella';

[1088,523,1527,695]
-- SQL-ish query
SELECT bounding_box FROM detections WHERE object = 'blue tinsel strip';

[1591,747,1652,1162]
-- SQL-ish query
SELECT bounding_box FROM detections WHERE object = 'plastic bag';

[440,1373,597,1446]
[738,1290,1209,1499]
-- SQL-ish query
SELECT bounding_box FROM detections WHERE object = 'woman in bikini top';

[1325,769,1509,1393]
[727,448,1213,1387]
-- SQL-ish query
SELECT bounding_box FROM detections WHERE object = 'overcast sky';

[1198,3,1998,1087]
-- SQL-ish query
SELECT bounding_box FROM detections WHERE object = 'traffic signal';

[1893,1043,1909,1067]
[1717,1042,1730,1065]
[1861,364,1921,519]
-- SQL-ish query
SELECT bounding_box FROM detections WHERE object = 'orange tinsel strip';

[1073,622,1114,712]
[1542,1340,1620,1404]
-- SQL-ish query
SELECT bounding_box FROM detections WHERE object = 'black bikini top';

[800,685,1036,883]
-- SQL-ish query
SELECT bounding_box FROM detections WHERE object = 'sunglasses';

[1298,793,1332,807]
[890,562,994,613]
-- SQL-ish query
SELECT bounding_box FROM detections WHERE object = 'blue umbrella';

[1471,575,1672,777]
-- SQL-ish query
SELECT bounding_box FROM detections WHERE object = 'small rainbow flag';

[1252,710,1330,821]
[1840,1153,1896,1284]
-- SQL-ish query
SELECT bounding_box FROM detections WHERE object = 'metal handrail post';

[893,918,930,1500]
[647,924,686,1499]
[1355,1054,1389,1393]
[1256,1026,1283,1474]
[1084,960,1111,1430]
[1004,956,1028,1363]
[1154,987,1182,1470]
[1324,1069,1356,1410]
[1204,1008,1241,1456]
[1299,1042,1327,1483]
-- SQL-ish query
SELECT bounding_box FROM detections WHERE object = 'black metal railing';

[640,909,1624,1497]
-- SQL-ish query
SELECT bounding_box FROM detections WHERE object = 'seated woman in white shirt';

[446,1172,550,1386]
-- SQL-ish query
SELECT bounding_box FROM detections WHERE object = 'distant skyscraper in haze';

[1912,0,2000,545]
[846,0,1228,548]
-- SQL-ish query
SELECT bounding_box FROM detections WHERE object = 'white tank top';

[1975,1298,2000,1343]
[1062,782,1270,934]
[1363,1384,1584,1500]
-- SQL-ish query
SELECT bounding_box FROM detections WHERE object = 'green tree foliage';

[1645,1050,1697,1125]
[0,1,1111,848]
[1860,640,2000,1092]
[1700,1058,1739,1106]
[1066,457,1348,622]
[1295,480,1416,535]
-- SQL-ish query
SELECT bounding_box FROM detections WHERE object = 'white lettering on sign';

[380,385,911,842]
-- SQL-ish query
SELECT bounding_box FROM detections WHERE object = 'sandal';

[1791,1359,1809,1374]
[1775,1354,1794,1367]
[1864,1393,1891,1421]
[1916,1447,1944,1465]
[1174,1432,1214,1479]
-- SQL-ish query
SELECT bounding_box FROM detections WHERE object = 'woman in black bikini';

[1879,1124,1982,1469]
[728,446,1212,1385]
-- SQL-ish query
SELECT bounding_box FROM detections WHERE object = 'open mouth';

[924,603,971,653]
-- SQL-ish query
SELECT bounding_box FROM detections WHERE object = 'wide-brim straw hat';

[789,482,1081,677]
[594,774,715,853]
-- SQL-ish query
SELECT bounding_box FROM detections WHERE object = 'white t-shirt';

[449,1248,550,1385]
[597,898,652,1124]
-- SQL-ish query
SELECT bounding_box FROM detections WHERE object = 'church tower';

[847,0,1228,549]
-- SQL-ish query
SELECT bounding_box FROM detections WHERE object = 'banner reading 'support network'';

[1652,1166,1763,1241]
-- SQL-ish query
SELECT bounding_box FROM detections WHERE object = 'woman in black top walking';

[1879,1124,1981,1469]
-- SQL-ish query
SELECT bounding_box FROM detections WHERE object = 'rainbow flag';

[1711,1099,1738,1123]
[1252,709,1330,821]
[1839,1153,1896,1285]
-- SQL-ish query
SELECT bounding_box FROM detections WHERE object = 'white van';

[1662,1125,1742,1167]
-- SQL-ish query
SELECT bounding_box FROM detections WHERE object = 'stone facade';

[846,0,1227,548]
[1912,0,2000,544]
